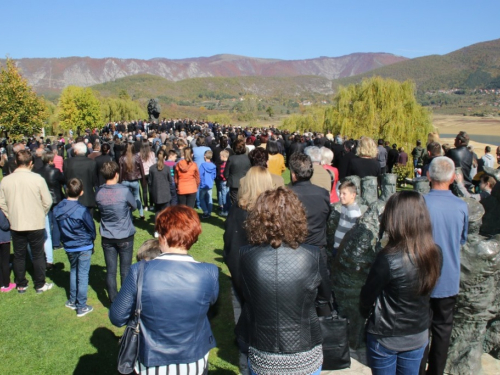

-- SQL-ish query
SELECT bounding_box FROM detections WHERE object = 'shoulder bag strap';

[325,168,335,192]
[135,261,146,321]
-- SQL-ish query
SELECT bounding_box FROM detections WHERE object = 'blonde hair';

[427,132,440,145]
[356,137,378,158]
[320,147,334,165]
[238,166,274,211]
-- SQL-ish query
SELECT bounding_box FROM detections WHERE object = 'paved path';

[231,289,500,375]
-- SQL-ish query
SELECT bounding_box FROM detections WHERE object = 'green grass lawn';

[0,203,240,374]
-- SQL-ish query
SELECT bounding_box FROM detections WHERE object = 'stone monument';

[147,98,161,123]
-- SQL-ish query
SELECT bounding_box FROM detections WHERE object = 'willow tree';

[100,96,147,122]
[324,76,433,153]
[282,106,326,132]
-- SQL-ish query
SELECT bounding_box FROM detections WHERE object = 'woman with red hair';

[110,205,219,374]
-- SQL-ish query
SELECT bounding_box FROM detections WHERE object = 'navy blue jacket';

[0,209,10,244]
[53,199,96,252]
[109,255,219,367]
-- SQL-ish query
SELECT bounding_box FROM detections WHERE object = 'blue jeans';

[217,181,230,212]
[248,360,321,375]
[102,240,134,303]
[66,250,92,309]
[121,180,144,217]
[199,188,213,215]
[366,333,427,375]
[44,215,53,264]
[48,210,61,248]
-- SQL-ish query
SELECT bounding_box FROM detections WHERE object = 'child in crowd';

[333,180,362,257]
[456,172,496,201]
[217,150,230,217]
[54,178,96,317]
[199,150,217,219]
[0,209,14,292]
[136,239,161,262]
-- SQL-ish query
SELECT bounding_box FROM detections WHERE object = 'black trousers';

[12,229,46,289]
[0,242,11,287]
[419,295,457,375]
[178,193,196,208]
[229,188,238,206]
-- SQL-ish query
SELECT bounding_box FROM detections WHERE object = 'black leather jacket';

[447,146,473,183]
[35,164,66,208]
[236,243,331,353]
[360,249,439,336]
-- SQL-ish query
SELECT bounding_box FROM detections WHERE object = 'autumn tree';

[100,96,147,122]
[0,58,48,138]
[283,76,433,161]
[57,86,102,135]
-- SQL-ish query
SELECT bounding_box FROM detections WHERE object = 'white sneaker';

[36,283,54,294]
[154,232,159,238]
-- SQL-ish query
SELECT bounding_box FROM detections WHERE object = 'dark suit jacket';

[223,154,251,189]
[289,180,330,248]
[94,154,113,187]
[63,155,97,208]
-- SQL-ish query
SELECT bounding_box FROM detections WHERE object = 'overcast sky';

[1,0,499,60]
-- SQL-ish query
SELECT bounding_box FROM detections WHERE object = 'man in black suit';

[63,142,97,215]
[288,153,331,267]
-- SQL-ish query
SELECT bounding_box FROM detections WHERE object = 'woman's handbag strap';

[135,261,146,319]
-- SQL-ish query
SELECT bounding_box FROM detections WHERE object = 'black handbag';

[117,261,146,374]
[317,299,351,370]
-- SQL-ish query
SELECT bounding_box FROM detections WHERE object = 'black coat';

[223,205,248,300]
[94,154,113,187]
[289,180,330,248]
[35,164,66,208]
[447,146,473,184]
[236,243,331,352]
[360,248,441,336]
[63,155,97,208]
[223,154,251,189]
[348,157,381,178]
[148,165,174,205]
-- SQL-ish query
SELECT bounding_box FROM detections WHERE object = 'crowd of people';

[0,119,497,374]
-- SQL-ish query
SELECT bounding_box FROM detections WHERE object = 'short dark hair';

[101,143,110,155]
[416,140,422,146]
[67,178,83,198]
[15,149,33,167]
[378,139,384,146]
[427,142,442,157]
[100,161,119,181]
[232,139,246,155]
[485,146,491,153]
[289,153,313,181]
[456,131,469,146]
[248,147,269,167]
[267,141,280,155]
[42,151,55,164]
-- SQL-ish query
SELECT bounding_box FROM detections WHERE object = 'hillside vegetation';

[332,38,500,91]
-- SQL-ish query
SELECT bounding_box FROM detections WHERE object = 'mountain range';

[2,53,406,93]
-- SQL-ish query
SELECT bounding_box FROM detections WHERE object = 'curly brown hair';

[245,187,307,249]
